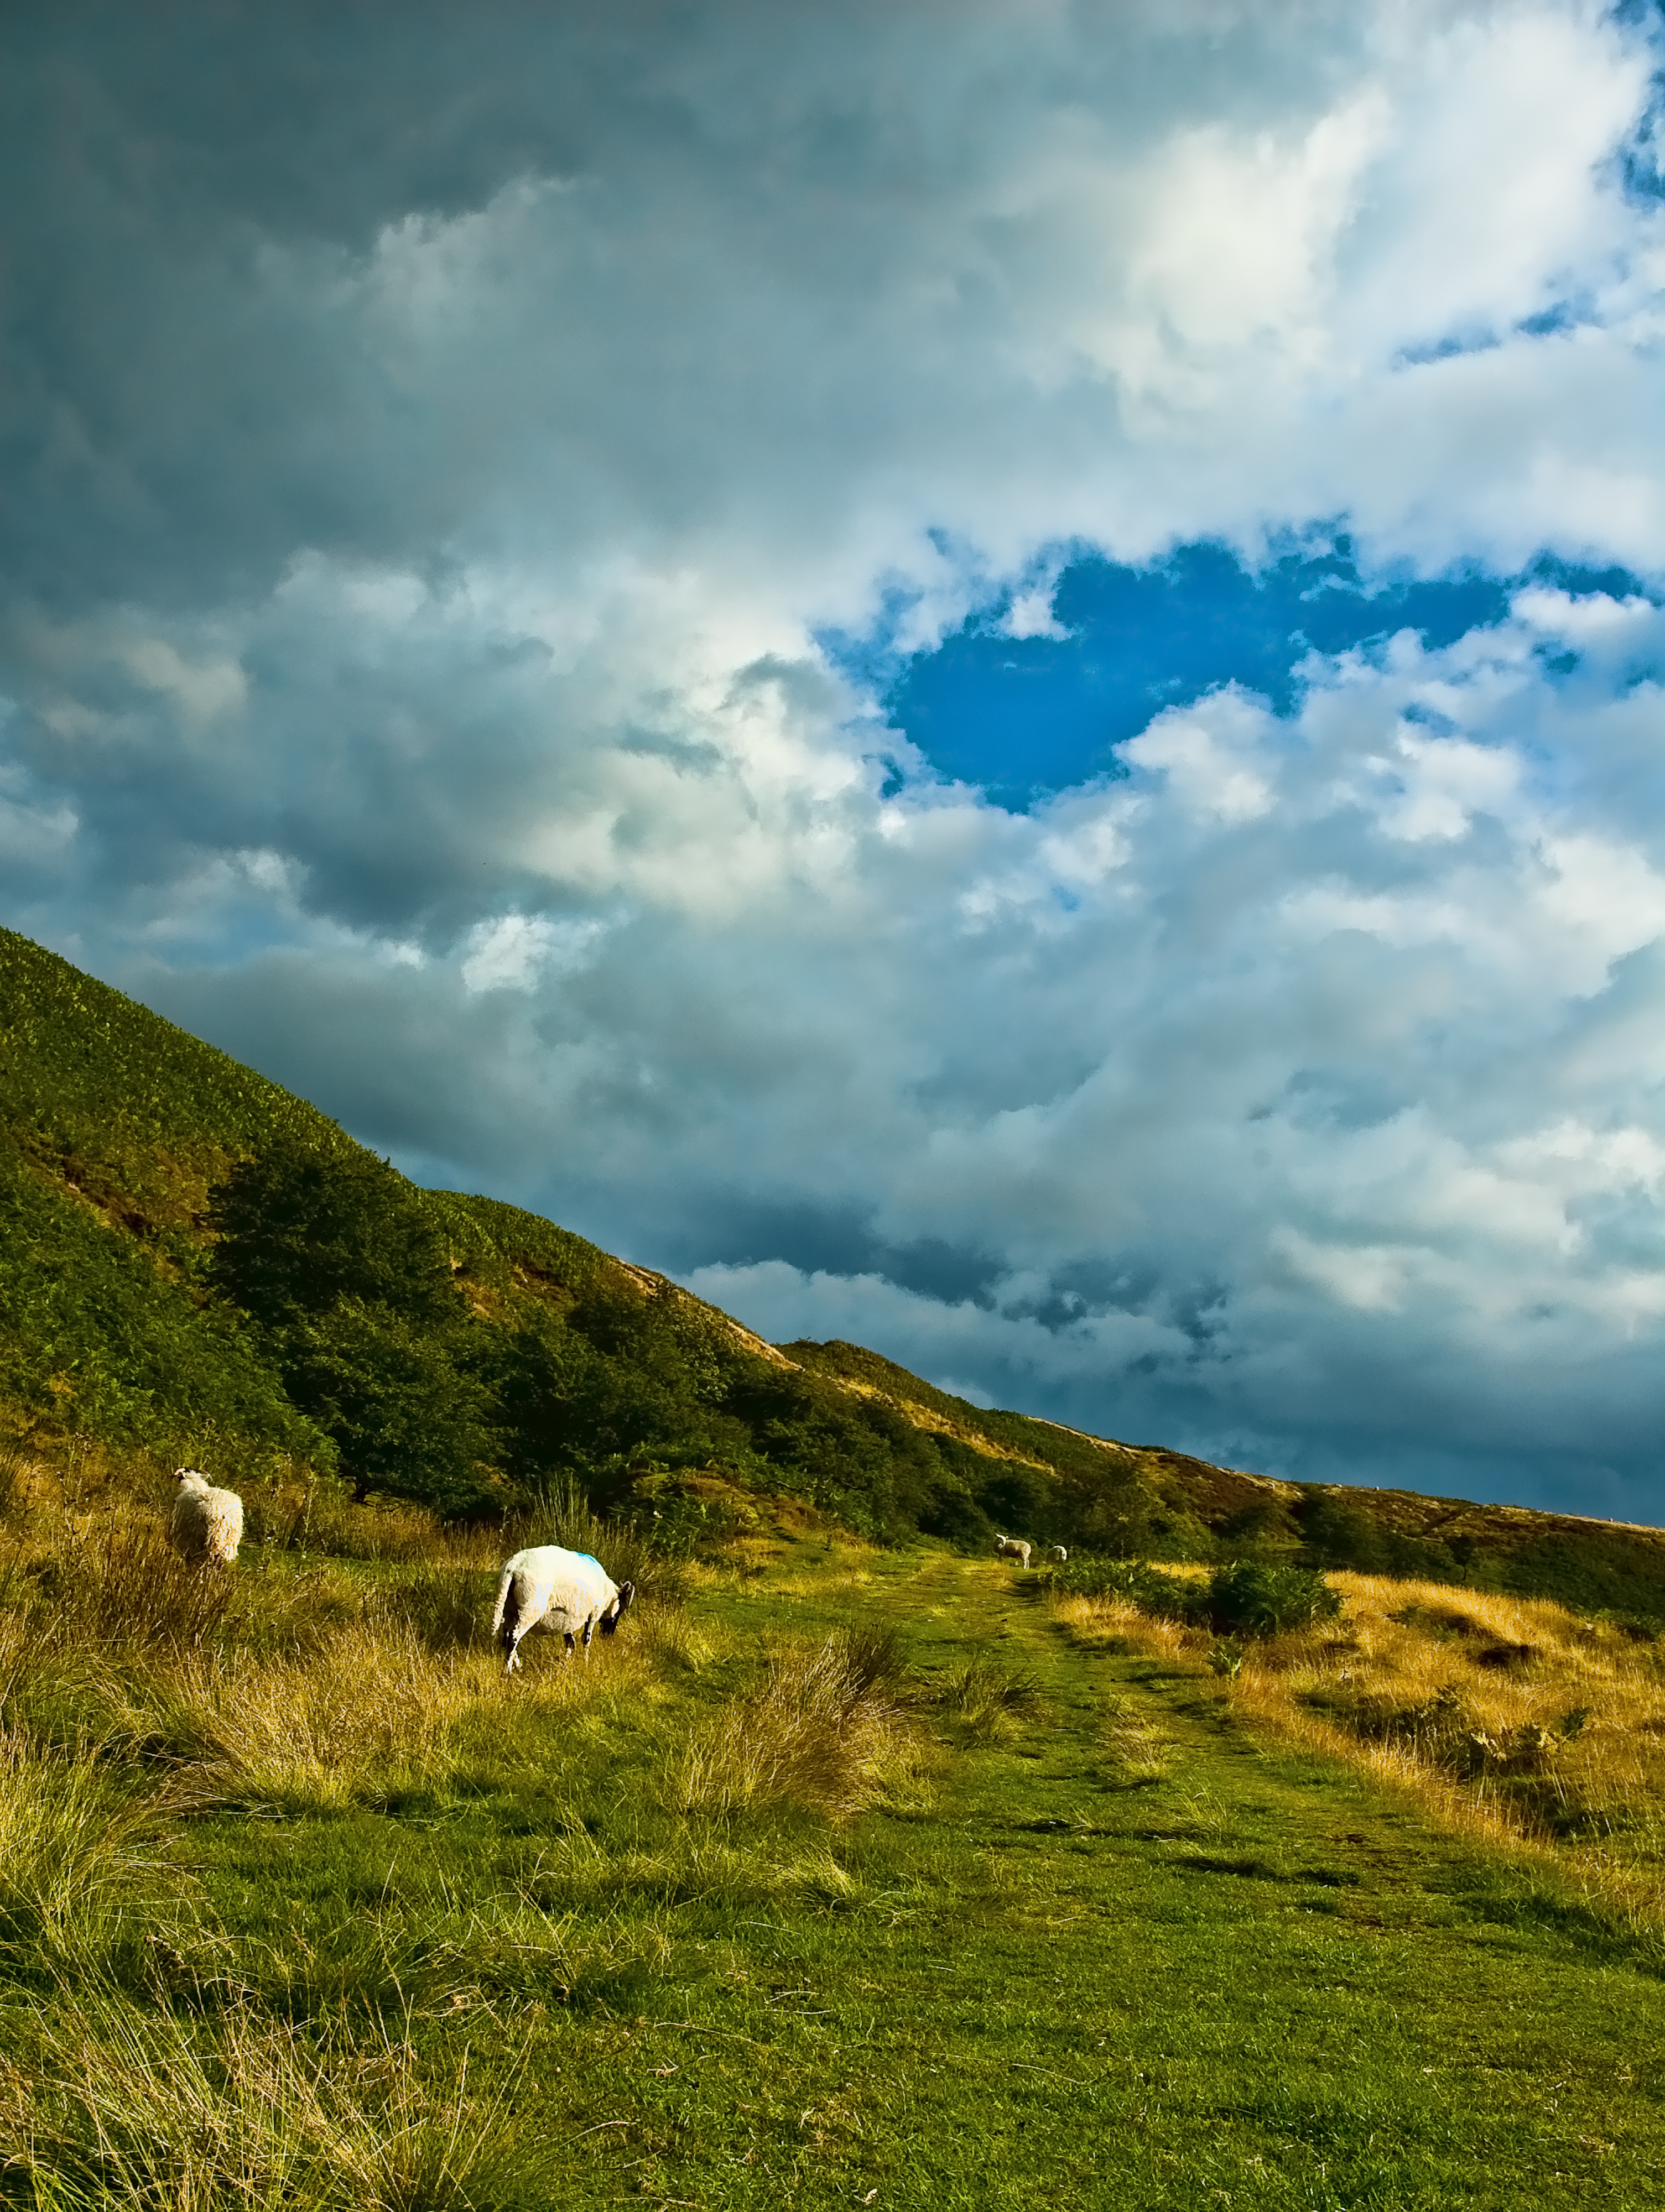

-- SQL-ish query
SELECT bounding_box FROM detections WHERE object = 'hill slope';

[4,924,1665,1612]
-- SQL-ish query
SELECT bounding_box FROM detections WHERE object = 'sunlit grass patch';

[0,1993,558,2212]
[1232,1573,1665,1847]
[672,1627,924,1820]
[0,1725,180,1987]
[1059,1565,1665,1918]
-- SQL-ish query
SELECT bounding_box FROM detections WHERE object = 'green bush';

[1051,1555,1340,1638]
[1205,1561,1343,1636]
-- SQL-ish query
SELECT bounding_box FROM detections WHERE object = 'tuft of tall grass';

[38,1515,242,1651]
[934,1652,1046,1744]
[0,1725,175,1985]
[673,1628,920,1820]
[152,1624,482,1810]
[521,1820,872,1914]
[0,1443,30,1521]
[384,1558,496,1652]
[0,1992,559,2212]
[1097,1695,1174,1785]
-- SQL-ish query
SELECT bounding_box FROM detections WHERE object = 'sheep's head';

[174,1468,210,1495]
[600,1580,636,1635]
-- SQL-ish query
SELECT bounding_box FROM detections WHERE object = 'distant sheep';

[1047,1545,1068,1564]
[492,1544,636,1675]
[170,1468,244,1566]
[994,1533,1032,1570]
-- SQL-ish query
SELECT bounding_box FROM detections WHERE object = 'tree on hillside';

[206,1140,490,1509]
[281,1299,490,1511]
[207,1139,457,1331]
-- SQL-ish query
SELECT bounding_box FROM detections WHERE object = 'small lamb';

[1048,1544,1069,1563]
[994,1533,1032,1570]
[170,1468,244,1566]
[492,1544,636,1675]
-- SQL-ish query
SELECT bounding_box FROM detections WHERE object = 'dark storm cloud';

[8,1,1665,1512]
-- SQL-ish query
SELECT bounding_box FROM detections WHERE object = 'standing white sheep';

[994,1533,1032,1570]
[492,1544,636,1674]
[170,1468,244,1566]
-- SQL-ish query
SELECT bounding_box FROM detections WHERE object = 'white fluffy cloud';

[7,1,1665,1511]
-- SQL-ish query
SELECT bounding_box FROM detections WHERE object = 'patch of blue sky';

[852,537,1652,809]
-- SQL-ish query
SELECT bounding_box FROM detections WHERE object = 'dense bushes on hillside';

[0,1144,325,1459]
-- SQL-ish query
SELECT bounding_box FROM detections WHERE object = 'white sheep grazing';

[170,1468,244,1566]
[492,1544,636,1675]
[1048,1544,1069,1564]
[994,1533,1032,1570]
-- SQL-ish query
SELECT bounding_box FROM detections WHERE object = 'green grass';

[9,1542,1663,2208]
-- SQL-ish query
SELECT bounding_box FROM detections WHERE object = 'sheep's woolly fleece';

[169,1469,244,1567]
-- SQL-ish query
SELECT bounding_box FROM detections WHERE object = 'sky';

[7,1,1665,1519]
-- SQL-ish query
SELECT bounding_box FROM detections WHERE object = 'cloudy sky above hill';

[8,0,1665,1514]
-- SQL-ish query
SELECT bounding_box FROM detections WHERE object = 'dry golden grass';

[0,1721,179,1983]
[673,1627,927,1821]
[153,1617,663,1809]
[0,1993,557,2212]
[1058,1571,1665,1920]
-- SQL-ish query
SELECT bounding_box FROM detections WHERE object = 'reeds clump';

[674,1627,918,1820]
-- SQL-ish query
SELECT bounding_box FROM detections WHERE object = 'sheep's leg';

[562,1631,576,1660]
[581,1615,596,1662]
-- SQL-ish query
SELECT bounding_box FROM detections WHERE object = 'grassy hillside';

[5,923,1665,1618]
[3,1486,1665,2207]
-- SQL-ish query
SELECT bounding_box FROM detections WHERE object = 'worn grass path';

[582,1546,1665,2209]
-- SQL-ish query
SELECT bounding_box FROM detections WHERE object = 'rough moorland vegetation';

[3,1446,1665,2206]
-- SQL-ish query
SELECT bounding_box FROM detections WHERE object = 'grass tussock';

[934,1651,1047,1744]
[37,1515,243,1652]
[154,1624,477,1809]
[0,1725,175,1984]
[1097,1694,1175,1786]
[673,1627,922,1820]
[0,1995,556,2212]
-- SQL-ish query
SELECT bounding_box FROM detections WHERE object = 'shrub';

[1052,1554,1341,1638]
[1205,1561,1343,1637]
[1049,1556,1205,1618]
